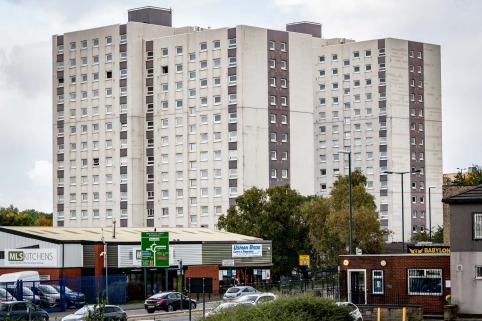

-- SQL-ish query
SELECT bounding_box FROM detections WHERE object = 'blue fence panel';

[64,274,127,306]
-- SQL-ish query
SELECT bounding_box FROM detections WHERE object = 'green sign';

[141,232,169,267]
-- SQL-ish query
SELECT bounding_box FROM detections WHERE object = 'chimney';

[286,21,322,38]
[128,7,172,27]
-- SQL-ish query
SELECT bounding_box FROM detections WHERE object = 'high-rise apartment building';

[52,7,442,242]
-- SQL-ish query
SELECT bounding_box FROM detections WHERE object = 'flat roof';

[0,227,264,244]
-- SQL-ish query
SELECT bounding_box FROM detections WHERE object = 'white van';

[0,271,41,285]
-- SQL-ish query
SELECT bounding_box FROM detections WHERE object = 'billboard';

[4,249,58,267]
[141,232,169,267]
[232,244,262,258]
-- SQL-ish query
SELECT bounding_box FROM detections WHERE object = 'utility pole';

[341,150,353,254]
[428,187,436,241]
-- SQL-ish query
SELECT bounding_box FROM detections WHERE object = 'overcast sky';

[0,0,480,212]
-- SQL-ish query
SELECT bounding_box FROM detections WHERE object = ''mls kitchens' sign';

[4,249,58,267]
[232,244,263,258]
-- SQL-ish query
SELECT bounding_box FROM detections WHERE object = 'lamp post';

[428,187,436,241]
[383,169,421,253]
[101,236,109,304]
[340,150,353,254]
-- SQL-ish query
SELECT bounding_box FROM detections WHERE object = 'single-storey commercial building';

[0,227,272,300]
[443,184,482,316]
[339,254,450,315]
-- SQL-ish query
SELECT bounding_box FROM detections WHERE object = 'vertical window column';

[145,40,155,226]
[408,41,427,234]
[227,28,237,206]
[378,39,388,232]
[119,24,128,227]
[56,35,65,227]
[267,30,290,187]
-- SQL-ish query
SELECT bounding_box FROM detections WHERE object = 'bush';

[206,295,353,321]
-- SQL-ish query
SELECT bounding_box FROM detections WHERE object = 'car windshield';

[214,303,234,312]
[74,306,92,315]
[64,286,73,293]
[22,288,33,296]
[0,289,11,297]
[226,288,241,293]
[236,295,257,302]
[38,285,58,294]
[0,304,8,312]
[150,293,167,299]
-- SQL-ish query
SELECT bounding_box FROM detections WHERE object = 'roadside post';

[202,277,206,319]
[188,278,192,321]
[141,231,169,299]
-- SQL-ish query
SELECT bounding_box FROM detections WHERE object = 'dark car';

[31,285,60,308]
[52,286,85,308]
[0,301,48,321]
[5,286,41,305]
[144,292,196,313]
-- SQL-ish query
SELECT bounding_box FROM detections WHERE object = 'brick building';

[339,254,450,315]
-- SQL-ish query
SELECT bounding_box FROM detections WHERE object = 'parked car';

[223,286,257,301]
[52,285,85,308]
[61,305,126,321]
[205,302,240,317]
[31,285,61,307]
[144,292,196,313]
[0,288,15,302]
[336,302,363,321]
[0,301,48,321]
[5,286,40,304]
[234,293,276,304]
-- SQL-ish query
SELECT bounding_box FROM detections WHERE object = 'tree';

[303,170,386,267]
[0,205,52,226]
[432,226,444,243]
[217,185,310,279]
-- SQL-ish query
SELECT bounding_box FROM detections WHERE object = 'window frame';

[474,213,482,240]
[372,270,384,294]
[407,268,443,296]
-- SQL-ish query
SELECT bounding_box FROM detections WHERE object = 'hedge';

[205,295,353,321]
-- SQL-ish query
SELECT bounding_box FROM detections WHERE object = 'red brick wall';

[339,255,450,315]
[185,265,220,294]
[0,268,82,280]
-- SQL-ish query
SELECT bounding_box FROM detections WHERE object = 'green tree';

[0,205,52,226]
[217,185,310,279]
[432,226,444,243]
[303,170,386,267]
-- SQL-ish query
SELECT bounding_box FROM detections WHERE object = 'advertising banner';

[231,244,262,258]
[5,249,58,267]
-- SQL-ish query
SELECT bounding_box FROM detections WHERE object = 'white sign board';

[133,247,142,266]
[232,244,262,258]
[5,249,58,267]
[222,259,235,266]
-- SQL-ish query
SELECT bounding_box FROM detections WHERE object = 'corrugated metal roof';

[442,184,482,204]
[0,227,263,243]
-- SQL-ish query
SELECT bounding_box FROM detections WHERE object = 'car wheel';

[191,302,196,310]
[166,304,174,312]
[42,316,48,321]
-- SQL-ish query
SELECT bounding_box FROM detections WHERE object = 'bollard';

[377,307,381,321]
[402,307,407,321]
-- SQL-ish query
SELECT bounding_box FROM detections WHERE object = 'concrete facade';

[52,8,442,241]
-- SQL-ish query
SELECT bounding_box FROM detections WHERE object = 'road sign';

[299,255,310,267]
[141,232,169,267]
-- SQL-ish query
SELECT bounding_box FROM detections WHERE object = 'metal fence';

[0,274,127,312]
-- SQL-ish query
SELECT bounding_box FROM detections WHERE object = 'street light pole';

[340,150,353,254]
[384,169,420,253]
[428,187,436,241]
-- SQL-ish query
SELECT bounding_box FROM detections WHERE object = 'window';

[268,41,275,50]
[408,269,442,295]
[474,213,482,239]
[176,46,183,55]
[476,266,482,280]
[280,42,286,51]
[228,38,236,48]
[372,270,384,294]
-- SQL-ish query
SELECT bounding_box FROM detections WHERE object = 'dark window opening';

[106,71,112,79]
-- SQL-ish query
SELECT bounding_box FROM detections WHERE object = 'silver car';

[223,286,257,301]
[61,305,127,321]
[336,302,363,321]
[234,293,276,304]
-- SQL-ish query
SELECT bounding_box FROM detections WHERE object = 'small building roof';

[442,184,482,204]
[0,226,264,244]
